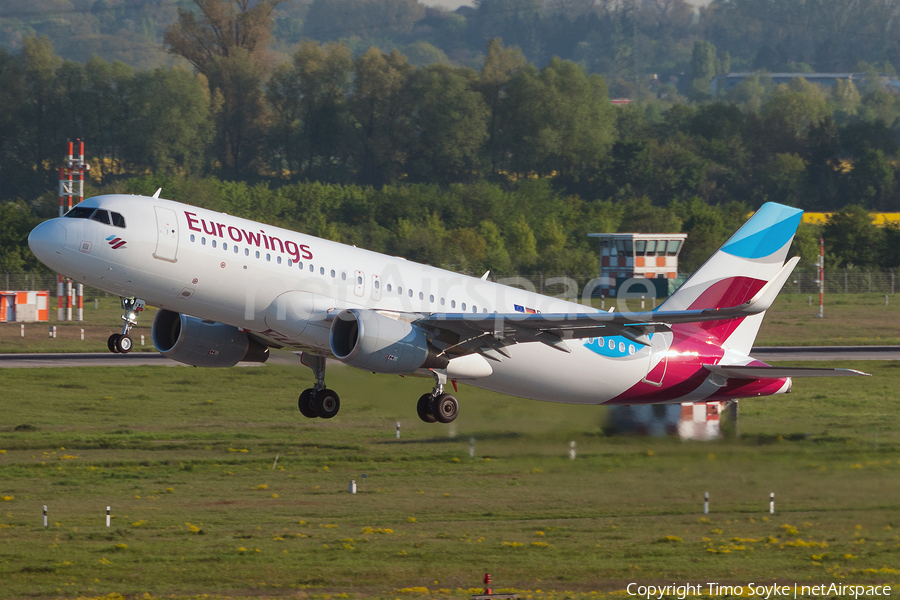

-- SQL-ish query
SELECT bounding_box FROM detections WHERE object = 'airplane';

[28,194,867,423]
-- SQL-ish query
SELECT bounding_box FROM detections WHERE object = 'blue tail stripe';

[722,203,803,259]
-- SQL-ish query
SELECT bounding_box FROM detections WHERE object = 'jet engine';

[151,309,269,367]
[329,308,448,374]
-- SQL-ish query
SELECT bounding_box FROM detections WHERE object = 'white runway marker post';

[106,506,111,527]
[469,437,475,458]
[349,480,357,494]
[396,422,400,439]
[20,324,24,338]
[569,441,576,460]
[141,335,145,346]
[43,505,48,527]
[80,329,84,341]
[704,492,709,514]
[769,493,775,514]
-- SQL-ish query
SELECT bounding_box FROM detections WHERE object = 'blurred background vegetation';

[2,0,900,279]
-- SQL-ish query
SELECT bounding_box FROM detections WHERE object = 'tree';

[477,39,529,174]
[846,149,895,210]
[823,206,882,267]
[351,48,415,186]
[302,0,425,42]
[164,0,283,175]
[407,65,489,184]
[127,68,214,174]
[266,41,354,181]
[690,40,716,99]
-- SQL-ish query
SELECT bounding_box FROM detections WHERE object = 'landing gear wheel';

[312,389,340,419]
[298,389,318,419]
[431,393,459,424]
[417,393,437,423]
[108,333,121,353]
[115,334,133,354]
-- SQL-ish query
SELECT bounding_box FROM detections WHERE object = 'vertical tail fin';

[659,202,803,354]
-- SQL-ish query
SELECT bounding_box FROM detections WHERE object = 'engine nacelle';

[151,309,269,367]
[330,308,448,374]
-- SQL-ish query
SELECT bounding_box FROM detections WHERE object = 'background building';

[587,233,687,298]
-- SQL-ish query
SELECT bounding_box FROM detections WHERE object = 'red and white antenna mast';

[816,237,825,319]
[58,140,88,321]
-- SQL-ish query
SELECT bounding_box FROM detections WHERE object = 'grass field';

[1,361,898,599]
[1,292,898,354]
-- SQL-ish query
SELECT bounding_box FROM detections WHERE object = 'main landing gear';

[108,297,145,354]
[295,357,459,424]
[297,354,341,419]
[416,369,459,424]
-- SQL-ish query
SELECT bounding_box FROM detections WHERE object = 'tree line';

[4,31,900,209]
[2,0,900,278]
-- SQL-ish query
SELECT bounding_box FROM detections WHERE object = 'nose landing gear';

[108,297,145,354]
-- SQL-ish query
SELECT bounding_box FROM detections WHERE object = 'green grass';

[1,362,898,598]
[1,293,897,353]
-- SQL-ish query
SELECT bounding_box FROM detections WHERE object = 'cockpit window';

[90,209,110,224]
[110,212,126,228]
[65,206,94,219]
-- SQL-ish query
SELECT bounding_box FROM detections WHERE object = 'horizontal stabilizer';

[703,364,870,379]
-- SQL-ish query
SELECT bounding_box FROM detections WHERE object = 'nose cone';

[28,219,68,270]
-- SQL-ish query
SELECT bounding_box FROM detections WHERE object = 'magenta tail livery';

[28,196,868,423]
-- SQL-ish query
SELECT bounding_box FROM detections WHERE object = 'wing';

[412,257,799,361]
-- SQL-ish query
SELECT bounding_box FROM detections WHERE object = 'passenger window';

[190,234,195,243]
[110,212,126,228]
[277,256,282,264]
[255,251,260,258]
[386,284,392,292]
[244,248,249,256]
[430,295,434,302]
[330,269,335,277]
[65,206,93,219]
[408,289,413,298]
[320,267,325,275]
[298,262,303,269]
[341,272,347,281]
[462,303,466,311]
[451,300,456,308]
[419,292,424,300]
[483,308,488,313]
[233,246,238,254]
[398,287,403,295]
[201,238,206,245]
[472,305,477,313]
[357,275,363,284]
[309,264,314,272]
[287,259,292,266]
[266,253,271,261]
[211,240,217,248]
[223,243,228,251]
[90,210,110,224]
[440,298,445,305]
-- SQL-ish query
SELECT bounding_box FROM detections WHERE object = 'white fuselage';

[28,194,693,405]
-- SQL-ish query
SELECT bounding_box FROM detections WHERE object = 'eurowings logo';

[106,235,126,249]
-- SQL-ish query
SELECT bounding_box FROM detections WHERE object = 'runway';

[0,346,897,367]
[0,351,304,368]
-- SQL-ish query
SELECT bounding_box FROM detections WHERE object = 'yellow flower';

[255,484,269,490]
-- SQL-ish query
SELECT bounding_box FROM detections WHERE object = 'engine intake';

[330,309,447,374]
[152,309,269,367]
